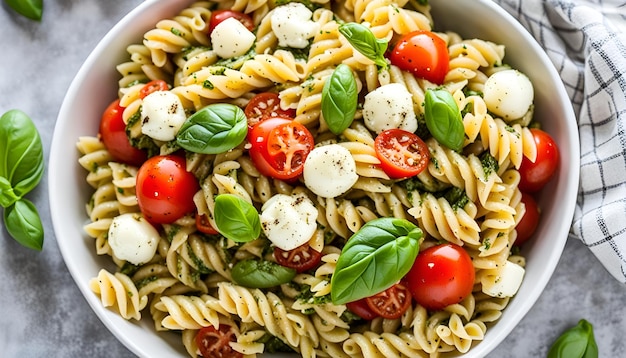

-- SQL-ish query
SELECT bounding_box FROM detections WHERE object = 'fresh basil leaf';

[0,109,44,198]
[231,259,296,288]
[176,103,248,154]
[321,64,358,135]
[548,319,598,358]
[5,0,43,21]
[338,22,389,69]
[0,177,20,208]
[214,194,260,243]
[4,199,44,251]
[330,217,422,304]
[424,89,465,151]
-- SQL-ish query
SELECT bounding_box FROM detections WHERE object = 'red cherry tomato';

[388,30,449,84]
[136,155,199,224]
[405,243,475,311]
[518,128,560,192]
[273,243,322,273]
[195,325,243,358]
[365,282,412,319]
[248,117,314,180]
[515,192,540,246]
[196,213,219,235]
[244,92,296,128]
[139,79,169,99]
[346,298,379,321]
[374,128,430,179]
[208,10,254,35]
[98,99,147,166]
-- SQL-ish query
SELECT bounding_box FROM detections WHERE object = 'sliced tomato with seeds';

[195,325,242,358]
[196,213,219,235]
[139,79,169,99]
[274,243,322,273]
[244,92,296,128]
[374,128,430,179]
[365,282,412,319]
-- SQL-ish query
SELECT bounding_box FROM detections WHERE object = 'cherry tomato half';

[208,9,254,35]
[98,99,147,166]
[136,155,199,224]
[139,79,169,99]
[196,213,219,235]
[388,30,449,84]
[274,243,322,273]
[515,192,540,246]
[374,128,430,179]
[405,243,475,311]
[518,128,560,192]
[195,325,243,358]
[365,282,412,319]
[346,298,379,321]
[248,117,314,180]
[244,92,296,128]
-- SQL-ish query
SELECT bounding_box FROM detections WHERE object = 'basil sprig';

[330,217,422,304]
[214,194,260,243]
[176,103,247,154]
[231,259,296,288]
[548,319,598,358]
[5,0,43,21]
[321,64,358,135]
[0,110,44,250]
[338,22,389,69]
[424,89,465,151]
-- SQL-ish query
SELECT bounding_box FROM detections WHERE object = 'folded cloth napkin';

[493,0,626,282]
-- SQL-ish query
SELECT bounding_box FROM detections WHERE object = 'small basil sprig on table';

[176,103,247,154]
[338,22,389,69]
[424,89,465,152]
[4,0,43,21]
[231,259,296,288]
[321,64,358,135]
[548,319,598,358]
[330,217,422,305]
[213,194,260,243]
[0,109,44,250]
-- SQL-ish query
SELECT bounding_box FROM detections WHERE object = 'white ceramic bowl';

[49,0,580,357]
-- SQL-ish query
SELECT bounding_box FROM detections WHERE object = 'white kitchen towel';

[493,0,626,282]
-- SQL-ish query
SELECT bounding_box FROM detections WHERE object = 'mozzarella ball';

[260,193,318,251]
[108,213,160,265]
[141,91,186,141]
[362,83,417,134]
[271,3,320,49]
[483,69,534,121]
[211,17,256,58]
[303,144,358,198]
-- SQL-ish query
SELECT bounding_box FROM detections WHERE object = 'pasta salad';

[77,0,560,357]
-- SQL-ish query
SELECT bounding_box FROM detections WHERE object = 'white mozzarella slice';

[362,83,417,134]
[108,213,160,265]
[482,260,526,298]
[303,144,359,198]
[483,69,534,121]
[260,193,318,251]
[210,17,256,59]
[140,91,186,141]
[271,3,320,49]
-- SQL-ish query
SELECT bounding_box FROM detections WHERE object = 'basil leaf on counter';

[330,217,422,304]
[0,109,45,250]
[176,103,247,154]
[424,89,465,152]
[5,0,43,21]
[231,259,296,288]
[214,194,260,243]
[338,22,389,69]
[321,64,358,135]
[548,319,598,358]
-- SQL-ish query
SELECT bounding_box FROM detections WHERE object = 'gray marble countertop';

[1,1,624,357]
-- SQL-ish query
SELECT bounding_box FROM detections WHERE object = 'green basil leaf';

[0,109,44,198]
[330,217,422,304]
[548,319,598,358]
[231,259,296,288]
[321,64,358,135]
[176,103,248,154]
[424,89,465,151]
[0,177,20,207]
[3,198,44,251]
[4,0,43,21]
[338,22,389,69]
[214,194,260,243]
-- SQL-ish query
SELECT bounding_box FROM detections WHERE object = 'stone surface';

[0,1,624,357]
